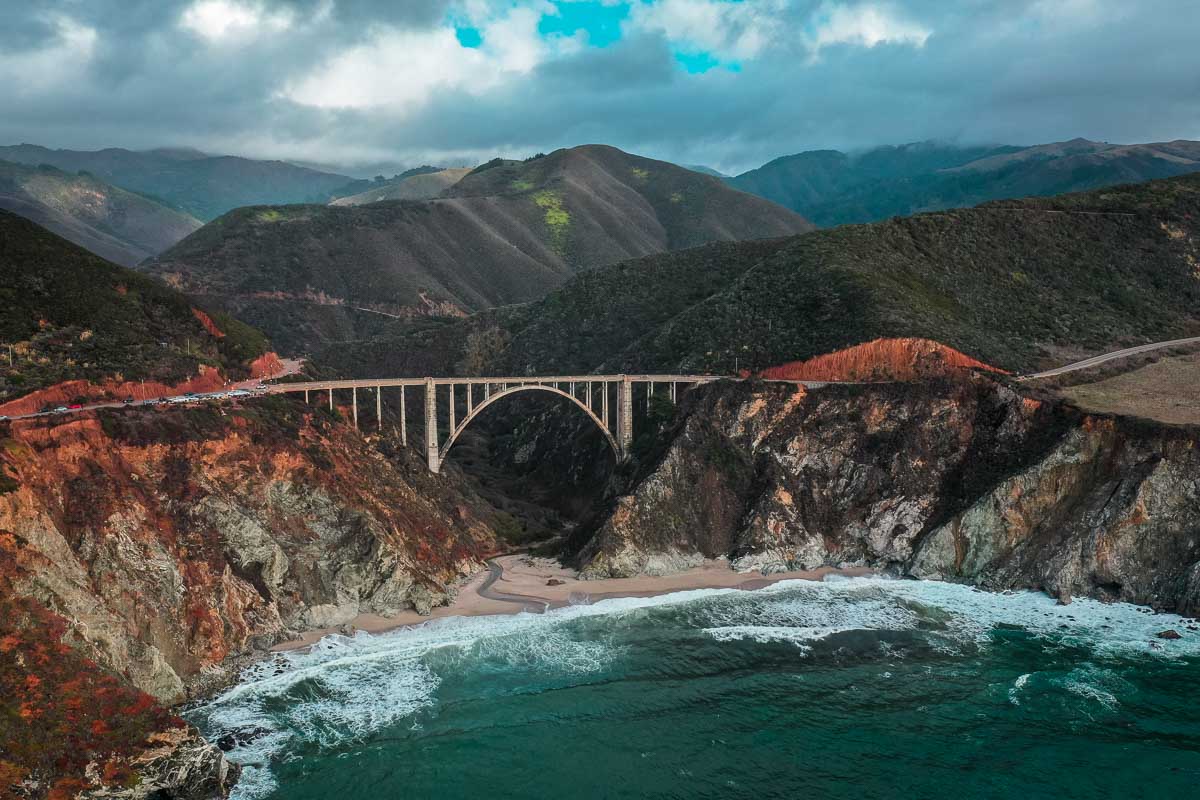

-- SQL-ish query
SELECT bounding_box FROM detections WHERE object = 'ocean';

[188,577,1200,799]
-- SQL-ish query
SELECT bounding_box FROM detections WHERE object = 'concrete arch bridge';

[269,375,722,473]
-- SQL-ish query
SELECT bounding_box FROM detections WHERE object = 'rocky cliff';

[575,377,1200,613]
[0,398,497,797]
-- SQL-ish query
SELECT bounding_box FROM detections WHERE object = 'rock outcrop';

[576,377,1200,613]
[0,398,497,796]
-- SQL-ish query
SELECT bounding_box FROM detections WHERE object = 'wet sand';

[273,555,874,652]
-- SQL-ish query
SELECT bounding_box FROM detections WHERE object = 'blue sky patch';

[674,50,722,74]
[538,1,630,48]
[455,25,482,48]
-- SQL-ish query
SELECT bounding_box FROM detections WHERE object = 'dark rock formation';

[574,377,1200,614]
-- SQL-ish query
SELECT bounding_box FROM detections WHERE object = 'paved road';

[0,358,304,422]
[1020,336,1200,380]
[477,558,551,613]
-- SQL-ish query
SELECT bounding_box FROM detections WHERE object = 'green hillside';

[320,172,1200,378]
[729,139,1200,227]
[0,160,201,266]
[0,211,268,402]
[0,144,354,222]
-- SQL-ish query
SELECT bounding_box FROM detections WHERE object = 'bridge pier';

[352,387,358,429]
[620,375,633,456]
[400,386,407,446]
[425,378,439,473]
[376,386,382,430]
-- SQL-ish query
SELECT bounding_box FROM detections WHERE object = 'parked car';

[123,396,135,404]
[229,389,251,398]
[68,403,83,410]
[53,406,69,414]
[0,415,9,422]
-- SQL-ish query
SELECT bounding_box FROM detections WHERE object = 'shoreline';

[271,555,876,652]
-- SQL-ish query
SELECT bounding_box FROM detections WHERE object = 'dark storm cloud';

[2,0,1198,174]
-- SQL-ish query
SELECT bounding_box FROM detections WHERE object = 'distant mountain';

[145,144,812,353]
[331,171,1200,378]
[331,168,472,205]
[0,159,201,266]
[0,144,354,221]
[728,139,1200,226]
[681,164,729,178]
[0,210,269,403]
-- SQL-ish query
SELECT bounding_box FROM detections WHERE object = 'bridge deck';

[268,375,725,393]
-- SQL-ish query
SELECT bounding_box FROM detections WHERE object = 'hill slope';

[330,168,471,205]
[0,159,202,266]
[0,144,354,221]
[729,139,1200,226]
[145,144,813,353]
[0,210,269,404]
[325,172,1200,378]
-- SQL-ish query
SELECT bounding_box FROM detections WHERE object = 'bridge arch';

[440,383,619,467]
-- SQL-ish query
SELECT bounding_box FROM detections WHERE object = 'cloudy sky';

[2,0,1198,174]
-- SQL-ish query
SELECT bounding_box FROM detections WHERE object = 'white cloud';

[806,2,931,56]
[0,15,97,93]
[179,0,294,43]
[630,0,786,61]
[283,4,572,111]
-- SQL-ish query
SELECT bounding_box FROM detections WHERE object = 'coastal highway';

[0,358,303,422]
[1019,336,1200,380]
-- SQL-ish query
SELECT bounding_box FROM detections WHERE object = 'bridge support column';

[376,386,382,430]
[352,387,358,429]
[328,388,333,412]
[304,389,309,404]
[400,386,407,447]
[449,384,456,436]
[602,381,609,430]
[671,382,676,403]
[425,378,439,473]
[620,376,633,457]
[467,383,473,414]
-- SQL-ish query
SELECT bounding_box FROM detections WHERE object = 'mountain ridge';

[145,144,813,354]
[0,159,202,266]
[728,138,1200,226]
[0,143,355,221]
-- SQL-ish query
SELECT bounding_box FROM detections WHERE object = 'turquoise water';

[189,578,1200,799]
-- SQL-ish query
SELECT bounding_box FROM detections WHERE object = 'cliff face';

[576,378,1200,613]
[0,399,497,797]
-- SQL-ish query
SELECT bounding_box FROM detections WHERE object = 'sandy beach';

[273,555,875,652]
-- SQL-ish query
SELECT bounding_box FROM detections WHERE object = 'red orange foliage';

[0,539,183,798]
[191,308,226,339]
[758,338,1006,383]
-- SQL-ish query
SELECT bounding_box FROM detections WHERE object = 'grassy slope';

[0,211,268,401]
[317,172,1200,378]
[145,145,812,353]
[330,168,472,205]
[0,160,202,266]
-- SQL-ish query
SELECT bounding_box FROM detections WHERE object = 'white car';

[228,389,252,398]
